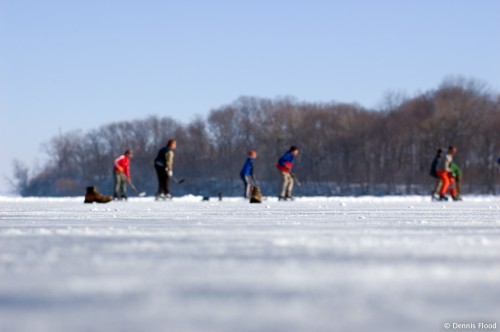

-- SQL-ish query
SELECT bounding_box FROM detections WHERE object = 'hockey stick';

[129,182,146,197]
[172,176,185,184]
[290,173,302,187]
[251,174,259,187]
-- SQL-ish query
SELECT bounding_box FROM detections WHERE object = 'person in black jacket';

[430,148,443,200]
[154,139,176,200]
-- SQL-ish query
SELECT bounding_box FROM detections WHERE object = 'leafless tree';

[11,78,500,196]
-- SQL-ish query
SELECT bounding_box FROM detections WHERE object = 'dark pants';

[454,173,462,196]
[155,165,170,195]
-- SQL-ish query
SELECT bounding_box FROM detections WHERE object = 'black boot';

[84,186,98,203]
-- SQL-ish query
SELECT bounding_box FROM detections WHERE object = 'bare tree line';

[12,78,500,197]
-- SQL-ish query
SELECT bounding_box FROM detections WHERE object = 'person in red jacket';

[114,150,133,200]
[436,146,457,201]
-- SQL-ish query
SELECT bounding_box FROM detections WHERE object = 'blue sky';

[1,0,499,192]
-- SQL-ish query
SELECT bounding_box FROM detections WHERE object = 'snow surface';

[1,195,499,332]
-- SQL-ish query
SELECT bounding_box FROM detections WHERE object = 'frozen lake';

[1,196,499,332]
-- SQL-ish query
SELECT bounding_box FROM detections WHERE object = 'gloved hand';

[168,170,173,177]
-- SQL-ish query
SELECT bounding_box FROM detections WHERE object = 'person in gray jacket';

[154,139,176,200]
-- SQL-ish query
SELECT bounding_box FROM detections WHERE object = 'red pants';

[437,170,457,197]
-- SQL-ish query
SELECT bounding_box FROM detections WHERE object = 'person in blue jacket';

[240,150,257,199]
[276,146,299,200]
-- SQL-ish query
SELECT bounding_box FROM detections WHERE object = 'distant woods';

[12,78,500,196]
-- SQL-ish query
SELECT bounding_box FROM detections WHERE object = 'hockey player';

[154,139,176,200]
[436,146,457,201]
[113,150,133,201]
[430,148,443,200]
[276,146,299,201]
[450,161,462,201]
[240,150,257,199]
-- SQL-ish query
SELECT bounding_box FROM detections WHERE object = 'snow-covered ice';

[1,196,499,332]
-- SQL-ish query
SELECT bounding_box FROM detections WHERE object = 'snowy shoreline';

[1,194,499,204]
